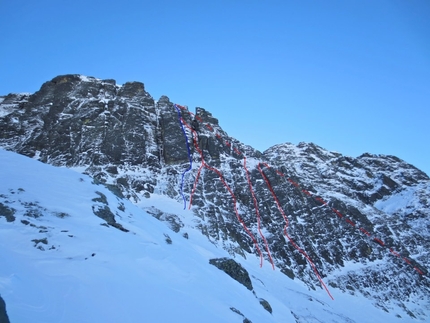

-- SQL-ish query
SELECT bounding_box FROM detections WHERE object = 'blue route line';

[174,104,193,209]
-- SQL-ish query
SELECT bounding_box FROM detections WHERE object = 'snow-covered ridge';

[1,148,412,323]
[79,74,100,82]
[1,75,429,321]
[0,93,30,117]
[78,74,122,87]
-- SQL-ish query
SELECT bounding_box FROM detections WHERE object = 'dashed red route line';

[261,164,425,276]
[175,104,333,298]
[244,156,275,270]
[258,163,334,300]
[180,117,264,267]
[188,109,275,270]
[220,128,275,269]
[360,228,371,236]
[173,103,426,296]
[283,177,426,277]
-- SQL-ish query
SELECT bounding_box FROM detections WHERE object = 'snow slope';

[0,149,422,322]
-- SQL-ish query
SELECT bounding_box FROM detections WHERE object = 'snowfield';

[0,149,425,322]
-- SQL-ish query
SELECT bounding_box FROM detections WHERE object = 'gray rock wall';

[0,295,10,323]
[1,75,429,318]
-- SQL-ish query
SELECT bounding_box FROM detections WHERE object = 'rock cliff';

[1,75,429,319]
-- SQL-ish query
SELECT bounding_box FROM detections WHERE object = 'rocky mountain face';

[1,74,429,320]
[0,295,10,323]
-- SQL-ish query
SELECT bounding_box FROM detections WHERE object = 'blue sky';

[1,0,429,175]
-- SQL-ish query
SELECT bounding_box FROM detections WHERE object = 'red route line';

[176,103,427,281]
[189,163,204,208]
[187,112,214,132]
[180,106,337,293]
[181,117,264,266]
[373,238,385,246]
[257,163,334,300]
[360,228,371,236]
[244,156,275,269]
[284,174,425,276]
[332,208,343,218]
[263,161,427,278]
[403,257,411,265]
[315,197,328,206]
[288,178,300,188]
[303,190,312,196]
[276,170,284,176]
[179,108,273,269]
[390,248,400,257]
[345,219,356,227]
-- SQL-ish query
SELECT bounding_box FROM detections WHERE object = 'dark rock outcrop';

[209,258,253,291]
[0,203,16,222]
[91,191,128,232]
[0,295,10,323]
[259,298,273,314]
[1,74,429,319]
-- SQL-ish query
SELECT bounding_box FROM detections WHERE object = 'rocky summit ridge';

[1,74,429,320]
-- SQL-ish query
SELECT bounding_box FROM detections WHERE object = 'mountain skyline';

[1,73,429,178]
[1,74,429,321]
[1,0,429,176]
